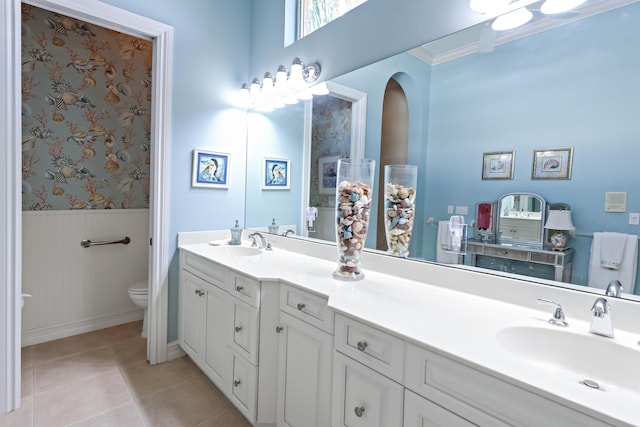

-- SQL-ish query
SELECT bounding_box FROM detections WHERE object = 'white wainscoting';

[22,209,149,346]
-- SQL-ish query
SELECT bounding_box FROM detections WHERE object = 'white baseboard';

[167,340,186,361]
[21,310,144,347]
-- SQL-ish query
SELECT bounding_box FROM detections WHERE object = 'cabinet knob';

[233,380,241,387]
[235,285,244,292]
[194,289,203,297]
[296,303,306,311]
[275,326,283,333]
[234,326,242,333]
[354,406,365,417]
[356,341,368,352]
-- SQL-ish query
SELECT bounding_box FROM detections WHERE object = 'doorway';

[1,0,172,414]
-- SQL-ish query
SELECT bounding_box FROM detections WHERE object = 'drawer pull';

[354,406,365,417]
[233,379,241,387]
[275,326,283,333]
[194,289,203,296]
[235,285,244,292]
[234,326,243,333]
[356,341,368,352]
[296,303,306,311]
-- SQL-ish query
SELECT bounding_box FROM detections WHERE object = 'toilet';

[128,281,149,338]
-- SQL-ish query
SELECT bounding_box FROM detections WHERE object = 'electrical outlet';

[455,206,468,215]
[447,205,454,214]
[630,213,640,225]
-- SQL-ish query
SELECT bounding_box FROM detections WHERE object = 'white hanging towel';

[588,232,638,293]
[599,232,628,269]
[437,221,461,264]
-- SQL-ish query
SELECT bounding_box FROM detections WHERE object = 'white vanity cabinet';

[178,250,279,426]
[276,284,334,427]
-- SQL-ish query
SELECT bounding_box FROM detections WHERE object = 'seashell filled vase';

[333,159,376,281]
[383,164,418,257]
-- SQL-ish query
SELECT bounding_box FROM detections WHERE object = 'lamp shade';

[544,210,574,231]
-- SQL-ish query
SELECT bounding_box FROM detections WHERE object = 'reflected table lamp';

[544,210,574,251]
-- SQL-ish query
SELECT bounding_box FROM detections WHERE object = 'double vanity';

[178,230,640,427]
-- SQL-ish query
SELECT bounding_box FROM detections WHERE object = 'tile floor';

[0,321,251,427]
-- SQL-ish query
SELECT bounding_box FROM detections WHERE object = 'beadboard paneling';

[22,209,149,345]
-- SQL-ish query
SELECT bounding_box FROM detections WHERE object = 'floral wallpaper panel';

[21,5,152,210]
[309,95,353,208]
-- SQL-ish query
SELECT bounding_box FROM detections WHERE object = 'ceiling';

[410,0,639,65]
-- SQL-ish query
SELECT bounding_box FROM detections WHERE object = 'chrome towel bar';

[81,236,131,248]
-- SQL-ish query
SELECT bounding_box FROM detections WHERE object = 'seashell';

[116,82,132,96]
[104,136,114,147]
[104,159,120,172]
[22,103,32,116]
[359,195,369,205]
[89,123,106,136]
[60,92,77,105]
[22,137,36,151]
[22,59,36,72]
[59,164,76,178]
[89,54,107,66]
[119,178,134,192]
[350,192,360,202]
[88,193,105,205]
[52,186,64,196]
[82,147,96,158]
[398,188,409,199]
[72,201,87,209]
[22,181,32,194]
[105,91,120,104]
[83,76,96,87]
[352,222,363,233]
[52,112,64,122]
[116,150,131,162]
[105,65,116,80]
[147,93,152,102]
[52,36,65,47]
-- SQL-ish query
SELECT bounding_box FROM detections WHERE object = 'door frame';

[1,0,173,413]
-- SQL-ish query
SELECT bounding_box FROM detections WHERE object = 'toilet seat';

[128,281,148,294]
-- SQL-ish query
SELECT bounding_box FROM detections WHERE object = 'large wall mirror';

[245,0,640,299]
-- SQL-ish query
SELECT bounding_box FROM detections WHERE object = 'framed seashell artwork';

[482,151,515,180]
[262,157,290,190]
[318,155,340,194]
[532,147,573,180]
[192,149,229,188]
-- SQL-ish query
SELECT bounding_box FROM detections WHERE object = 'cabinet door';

[230,299,260,365]
[277,311,332,427]
[403,389,475,427]
[203,283,231,394]
[179,270,206,361]
[332,351,403,427]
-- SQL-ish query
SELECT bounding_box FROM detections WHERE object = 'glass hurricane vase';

[333,159,376,281]
[383,164,418,257]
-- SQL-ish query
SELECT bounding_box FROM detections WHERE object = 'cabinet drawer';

[230,353,258,423]
[230,273,261,308]
[530,252,556,264]
[280,284,333,333]
[181,251,226,289]
[230,299,260,365]
[332,351,403,427]
[334,314,405,383]
[404,343,609,427]
[483,246,529,260]
[403,389,475,427]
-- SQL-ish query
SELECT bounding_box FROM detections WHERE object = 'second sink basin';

[497,326,640,393]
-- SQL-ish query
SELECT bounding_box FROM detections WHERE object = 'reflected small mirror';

[497,193,545,247]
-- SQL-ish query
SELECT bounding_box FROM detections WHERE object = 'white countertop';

[179,235,640,426]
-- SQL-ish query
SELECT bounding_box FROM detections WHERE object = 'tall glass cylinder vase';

[333,159,376,281]
[383,164,417,257]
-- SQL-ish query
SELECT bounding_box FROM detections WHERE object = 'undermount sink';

[210,245,263,257]
[497,326,640,393]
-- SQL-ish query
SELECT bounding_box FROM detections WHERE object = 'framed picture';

[262,157,290,190]
[482,151,515,180]
[192,149,229,188]
[318,155,340,194]
[532,147,573,180]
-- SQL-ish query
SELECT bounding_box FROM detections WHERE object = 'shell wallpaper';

[309,95,352,208]
[21,4,152,211]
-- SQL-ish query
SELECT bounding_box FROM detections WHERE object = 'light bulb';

[491,7,533,31]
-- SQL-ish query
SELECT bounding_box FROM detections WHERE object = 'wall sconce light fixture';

[471,0,586,32]
[240,57,324,111]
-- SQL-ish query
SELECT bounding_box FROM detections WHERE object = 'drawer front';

[181,251,227,290]
[280,284,333,333]
[230,300,260,365]
[403,389,476,427]
[334,314,405,383]
[332,351,403,427]
[404,344,610,427]
[230,273,261,308]
[483,246,529,260]
[230,353,257,423]
[530,252,557,265]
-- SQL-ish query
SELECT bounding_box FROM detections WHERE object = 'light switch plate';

[455,206,468,215]
[630,213,640,225]
[447,205,454,214]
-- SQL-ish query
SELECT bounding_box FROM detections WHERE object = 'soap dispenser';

[268,218,278,234]
[229,220,242,245]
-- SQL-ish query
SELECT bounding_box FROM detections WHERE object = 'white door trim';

[1,0,173,413]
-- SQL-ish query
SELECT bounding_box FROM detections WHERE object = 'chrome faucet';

[590,297,614,338]
[537,298,568,327]
[248,232,272,250]
[282,229,295,237]
[605,280,623,298]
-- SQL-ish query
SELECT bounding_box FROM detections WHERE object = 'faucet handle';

[605,280,623,298]
[591,297,610,318]
[537,298,569,327]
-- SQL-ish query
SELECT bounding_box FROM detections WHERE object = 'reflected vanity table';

[468,193,575,283]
